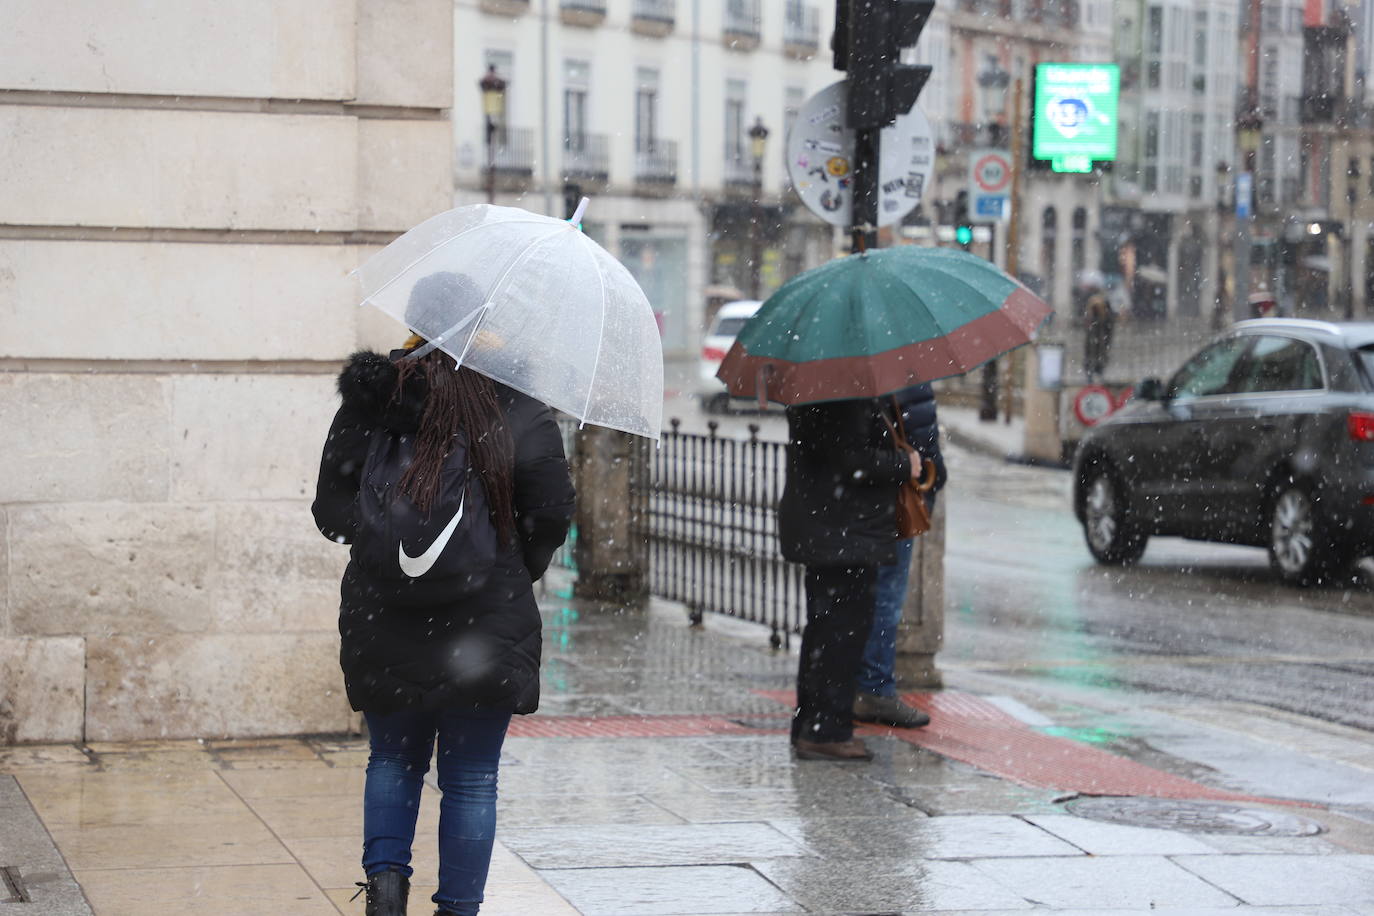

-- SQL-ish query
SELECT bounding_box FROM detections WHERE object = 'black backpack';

[351,428,498,597]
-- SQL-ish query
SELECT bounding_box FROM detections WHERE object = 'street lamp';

[977,54,1011,145]
[479,64,507,204]
[748,117,770,298]
[1232,102,1263,321]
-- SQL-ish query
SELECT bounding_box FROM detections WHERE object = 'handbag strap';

[881,395,912,451]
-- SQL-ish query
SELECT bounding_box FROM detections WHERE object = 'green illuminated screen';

[1032,63,1119,172]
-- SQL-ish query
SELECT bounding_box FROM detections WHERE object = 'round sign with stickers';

[785,80,935,228]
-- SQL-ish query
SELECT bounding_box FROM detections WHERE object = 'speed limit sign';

[968,148,1011,222]
[1073,386,1115,426]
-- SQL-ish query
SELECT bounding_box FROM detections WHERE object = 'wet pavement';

[6,576,1374,914]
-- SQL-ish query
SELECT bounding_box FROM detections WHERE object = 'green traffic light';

[955,225,973,246]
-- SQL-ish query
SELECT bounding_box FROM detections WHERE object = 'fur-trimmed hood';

[336,349,425,432]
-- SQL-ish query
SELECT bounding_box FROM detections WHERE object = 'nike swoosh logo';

[397,490,465,578]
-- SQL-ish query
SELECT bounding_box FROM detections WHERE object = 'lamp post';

[1213,160,1231,329]
[479,65,507,205]
[1233,104,1263,322]
[748,116,770,298]
[976,54,1010,146]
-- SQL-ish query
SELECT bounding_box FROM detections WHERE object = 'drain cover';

[1066,797,1324,836]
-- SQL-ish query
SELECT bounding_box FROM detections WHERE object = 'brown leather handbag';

[883,396,938,538]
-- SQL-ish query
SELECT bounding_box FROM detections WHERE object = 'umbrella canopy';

[715,245,1050,406]
[354,203,663,439]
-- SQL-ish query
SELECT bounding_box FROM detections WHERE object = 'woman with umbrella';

[313,203,661,914]
[717,245,1049,761]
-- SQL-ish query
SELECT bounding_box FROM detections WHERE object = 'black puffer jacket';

[778,398,911,567]
[892,383,947,505]
[311,351,575,715]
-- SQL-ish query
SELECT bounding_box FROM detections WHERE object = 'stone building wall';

[0,0,454,743]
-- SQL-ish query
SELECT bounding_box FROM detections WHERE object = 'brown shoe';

[792,738,873,761]
[852,692,930,728]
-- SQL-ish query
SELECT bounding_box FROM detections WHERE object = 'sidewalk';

[3,573,1374,915]
[937,404,1031,465]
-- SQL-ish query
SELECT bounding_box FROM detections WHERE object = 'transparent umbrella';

[354,201,664,439]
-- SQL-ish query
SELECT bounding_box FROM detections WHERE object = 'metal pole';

[485,116,496,205]
[751,159,763,297]
[540,0,553,216]
[1234,169,1252,323]
[851,126,880,252]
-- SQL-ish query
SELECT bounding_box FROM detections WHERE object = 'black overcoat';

[777,398,911,567]
[311,351,575,715]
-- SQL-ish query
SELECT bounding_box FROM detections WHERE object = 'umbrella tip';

[568,197,590,229]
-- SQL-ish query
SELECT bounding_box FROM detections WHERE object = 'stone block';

[0,240,359,362]
[0,0,353,101]
[0,107,357,231]
[0,506,8,634]
[0,637,85,743]
[355,0,453,109]
[171,374,340,502]
[358,120,453,232]
[85,634,352,741]
[0,374,170,504]
[9,504,215,637]
[210,502,348,633]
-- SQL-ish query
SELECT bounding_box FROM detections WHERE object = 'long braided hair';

[392,347,517,546]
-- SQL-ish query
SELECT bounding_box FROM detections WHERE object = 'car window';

[1167,337,1250,401]
[711,316,751,337]
[1357,347,1374,390]
[1231,335,1323,393]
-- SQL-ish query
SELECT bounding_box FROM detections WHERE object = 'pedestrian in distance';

[778,397,927,761]
[1083,287,1115,383]
[853,382,947,729]
[312,274,575,916]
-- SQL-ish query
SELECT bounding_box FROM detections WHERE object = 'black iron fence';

[552,416,804,648]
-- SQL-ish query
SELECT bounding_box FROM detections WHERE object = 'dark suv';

[1073,319,1374,585]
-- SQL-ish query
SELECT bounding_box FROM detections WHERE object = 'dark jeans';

[363,708,512,916]
[793,565,878,743]
[856,537,914,697]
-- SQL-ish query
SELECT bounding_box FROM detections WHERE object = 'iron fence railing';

[492,126,535,175]
[552,417,804,648]
[646,420,802,647]
[783,2,820,50]
[632,0,675,24]
[723,0,761,38]
[562,132,609,181]
[635,138,678,183]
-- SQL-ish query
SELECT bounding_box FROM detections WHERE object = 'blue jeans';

[363,708,512,916]
[855,537,914,697]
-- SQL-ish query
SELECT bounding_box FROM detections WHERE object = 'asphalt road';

[661,389,1374,734]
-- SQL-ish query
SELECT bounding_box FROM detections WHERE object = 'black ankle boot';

[352,870,409,916]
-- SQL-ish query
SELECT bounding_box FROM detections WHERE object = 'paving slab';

[752,857,1035,912]
[1024,813,1219,855]
[538,864,801,915]
[0,775,92,915]
[1174,853,1374,906]
[500,823,811,869]
[970,854,1240,909]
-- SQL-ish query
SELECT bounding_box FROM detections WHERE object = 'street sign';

[1235,172,1252,220]
[968,148,1011,222]
[1072,385,1116,426]
[786,80,936,228]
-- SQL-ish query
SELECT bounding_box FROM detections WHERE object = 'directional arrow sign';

[786,80,936,228]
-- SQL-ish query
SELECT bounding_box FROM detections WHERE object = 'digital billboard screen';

[1031,63,1120,173]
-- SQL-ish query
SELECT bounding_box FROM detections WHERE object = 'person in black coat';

[778,396,921,760]
[853,383,947,728]
[312,341,574,916]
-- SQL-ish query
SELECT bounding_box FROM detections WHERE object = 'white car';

[698,299,762,413]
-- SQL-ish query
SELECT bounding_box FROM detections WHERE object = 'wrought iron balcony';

[479,0,530,15]
[635,138,678,185]
[491,127,535,177]
[724,153,758,187]
[562,132,610,183]
[783,2,820,58]
[561,0,606,27]
[631,0,675,36]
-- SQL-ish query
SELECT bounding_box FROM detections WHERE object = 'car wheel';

[1268,482,1354,586]
[1081,464,1147,565]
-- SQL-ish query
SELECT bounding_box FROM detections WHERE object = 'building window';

[784,86,805,145]
[725,78,747,162]
[1041,207,1058,302]
[564,60,590,150]
[635,68,659,152]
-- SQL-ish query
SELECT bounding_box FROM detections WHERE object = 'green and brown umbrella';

[716,245,1051,405]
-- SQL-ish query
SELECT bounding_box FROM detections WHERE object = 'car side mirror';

[1135,377,1167,401]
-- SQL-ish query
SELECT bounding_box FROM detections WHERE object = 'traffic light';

[953,190,972,249]
[836,0,935,129]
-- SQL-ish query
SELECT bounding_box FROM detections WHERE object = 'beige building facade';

[0,0,455,742]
